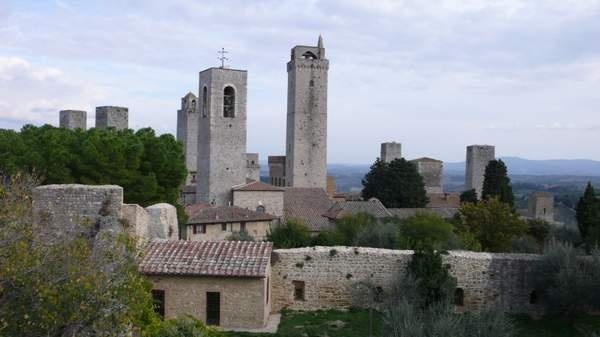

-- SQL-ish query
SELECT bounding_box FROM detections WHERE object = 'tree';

[353,221,398,249]
[535,240,600,322]
[362,158,428,208]
[576,183,600,246]
[481,160,515,208]
[143,315,223,337]
[460,189,478,204]
[0,173,156,337]
[267,219,312,248]
[458,197,527,252]
[397,213,455,250]
[407,247,456,307]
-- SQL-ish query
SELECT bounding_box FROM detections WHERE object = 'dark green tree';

[267,219,312,248]
[407,247,456,308]
[397,213,454,250]
[576,182,600,245]
[481,160,514,207]
[460,189,478,203]
[361,158,428,208]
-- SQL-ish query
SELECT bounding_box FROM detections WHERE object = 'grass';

[224,309,600,337]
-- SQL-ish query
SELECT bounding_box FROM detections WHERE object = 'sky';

[1,0,600,164]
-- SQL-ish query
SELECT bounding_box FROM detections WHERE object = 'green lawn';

[224,309,600,337]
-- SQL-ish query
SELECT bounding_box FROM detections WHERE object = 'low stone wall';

[271,247,541,313]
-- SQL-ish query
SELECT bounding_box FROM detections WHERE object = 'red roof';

[185,203,212,218]
[232,179,284,192]
[140,240,273,278]
[187,205,275,225]
[284,187,334,231]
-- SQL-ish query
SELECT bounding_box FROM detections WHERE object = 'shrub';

[397,213,454,250]
[353,221,398,249]
[144,315,223,337]
[526,219,550,245]
[407,247,456,307]
[508,235,540,254]
[226,230,254,241]
[267,218,311,249]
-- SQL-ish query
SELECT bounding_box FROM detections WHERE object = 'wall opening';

[206,292,221,326]
[454,288,464,306]
[151,289,165,318]
[256,205,266,214]
[223,86,235,118]
[293,280,305,301]
[202,86,208,117]
[221,223,227,231]
[529,290,538,304]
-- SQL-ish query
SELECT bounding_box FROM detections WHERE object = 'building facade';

[410,157,443,194]
[465,145,495,199]
[177,92,199,185]
[285,36,329,189]
[528,192,554,223]
[268,156,286,187]
[196,67,248,206]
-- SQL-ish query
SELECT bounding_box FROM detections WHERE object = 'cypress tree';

[481,159,515,207]
[576,182,600,242]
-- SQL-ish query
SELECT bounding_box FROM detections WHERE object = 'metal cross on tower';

[218,48,229,68]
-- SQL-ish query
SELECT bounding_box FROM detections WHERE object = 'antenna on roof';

[218,48,229,68]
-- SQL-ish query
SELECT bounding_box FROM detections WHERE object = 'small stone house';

[140,240,273,329]
[187,205,275,241]
[232,179,285,217]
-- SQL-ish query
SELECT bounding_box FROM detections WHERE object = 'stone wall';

[145,203,179,240]
[32,184,123,236]
[271,246,541,313]
[233,190,284,217]
[95,106,129,130]
[148,274,269,329]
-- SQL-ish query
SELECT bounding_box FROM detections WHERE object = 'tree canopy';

[0,125,187,208]
[576,182,600,246]
[481,160,515,207]
[362,158,428,208]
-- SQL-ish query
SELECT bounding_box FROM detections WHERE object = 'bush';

[508,235,540,253]
[535,240,600,321]
[267,219,311,248]
[353,221,398,249]
[526,219,550,244]
[144,315,223,337]
[407,247,456,307]
[397,213,454,250]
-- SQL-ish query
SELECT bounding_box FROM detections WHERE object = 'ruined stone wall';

[32,184,123,236]
[95,106,129,130]
[59,110,87,130]
[271,247,541,313]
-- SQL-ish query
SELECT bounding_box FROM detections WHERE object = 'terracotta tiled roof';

[283,187,334,232]
[187,205,275,225]
[232,179,284,192]
[409,157,443,163]
[185,203,212,218]
[323,198,392,219]
[388,207,459,219]
[140,240,272,278]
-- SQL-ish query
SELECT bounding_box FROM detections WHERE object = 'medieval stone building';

[59,110,87,130]
[380,142,402,163]
[177,92,199,185]
[285,36,329,189]
[465,145,495,199]
[95,106,129,130]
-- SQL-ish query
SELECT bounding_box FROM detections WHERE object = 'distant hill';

[445,157,600,176]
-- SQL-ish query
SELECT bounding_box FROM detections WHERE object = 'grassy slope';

[225,310,600,337]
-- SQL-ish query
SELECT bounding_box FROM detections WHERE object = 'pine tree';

[361,158,428,208]
[481,159,515,207]
[576,182,600,243]
[460,189,478,203]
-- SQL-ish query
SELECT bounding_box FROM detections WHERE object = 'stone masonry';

[285,36,328,189]
[177,92,199,185]
[381,142,402,163]
[268,156,286,187]
[528,192,554,223]
[59,110,87,130]
[465,145,495,199]
[95,106,129,130]
[245,153,260,181]
[410,157,443,194]
[196,67,248,206]
[271,246,541,314]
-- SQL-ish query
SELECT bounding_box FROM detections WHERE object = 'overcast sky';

[1,0,599,163]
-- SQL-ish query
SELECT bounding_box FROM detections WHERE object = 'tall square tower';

[95,106,128,130]
[285,36,329,189]
[196,67,248,206]
[177,92,199,185]
[465,145,495,199]
[59,110,87,130]
[381,142,402,163]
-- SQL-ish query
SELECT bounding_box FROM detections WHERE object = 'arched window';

[223,86,235,118]
[256,205,266,214]
[191,100,196,111]
[302,51,317,60]
[454,288,464,306]
[202,87,208,117]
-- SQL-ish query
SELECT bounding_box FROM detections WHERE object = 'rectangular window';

[151,290,165,318]
[293,280,305,301]
[192,225,197,235]
[201,225,207,234]
[206,292,221,326]
[240,222,246,231]
[222,223,227,231]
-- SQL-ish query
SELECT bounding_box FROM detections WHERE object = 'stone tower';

[285,35,329,189]
[410,157,443,194]
[381,142,402,163]
[177,92,199,185]
[59,110,87,130]
[528,192,554,223]
[245,153,260,181]
[465,145,495,199]
[268,155,286,187]
[196,67,248,206]
[95,106,128,130]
